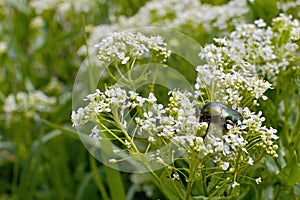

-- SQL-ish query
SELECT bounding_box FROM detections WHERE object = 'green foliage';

[1,0,300,199]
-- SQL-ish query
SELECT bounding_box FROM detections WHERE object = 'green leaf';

[76,172,93,200]
[278,152,300,188]
[248,0,278,25]
[126,184,140,200]
[294,183,300,197]
[100,140,126,200]
[104,165,126,200]
[265,157,280,175]
[160,171,193,200]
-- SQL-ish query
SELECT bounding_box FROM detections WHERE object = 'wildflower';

[147,93,157,104]
[198,14,300,85]
[3,91,56,126]
[232,181,240,188]
[254,19,266,28]
[71,108,87,127]
[248,157,254,165]
[172,174,180,181]
[220,162,230,170]
[82,0,249,59]
[148,136,156,143]
[255,177,262,184]
[89,125,100,138]
[0,41,8,54]
[124,140,132,149]
[30,16,45,29]
[96,32,171,65]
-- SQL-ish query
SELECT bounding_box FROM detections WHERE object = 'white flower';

[0,41,8,54]
[172,174,180,180]
[232,181,240,188]
[3,90,57,126]
[248,157,254,165]
[89,125,100,138]
[147,93,157,104]
[124,140,132,149]
[254,19,266,28]
[71,108,86,127]
[220,162,230,170]
[255,177,262,184]
[148,136,156,143]
[121,56,130,64]
[3,95,17,113]
[97,32,171,65]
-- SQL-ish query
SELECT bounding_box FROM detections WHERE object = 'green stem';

[105,65,119,82]
[185,179,194,200]
[89,155,110,200]
[208,178,231,198]
[150,64,158,93]
[185,154,199,200]
[115,63,128,81]
[208,171,226,194]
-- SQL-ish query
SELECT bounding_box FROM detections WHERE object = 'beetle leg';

[203,119,210,139]
[225,120,235,129]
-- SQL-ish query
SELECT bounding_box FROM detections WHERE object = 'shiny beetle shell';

[199,102,243,129]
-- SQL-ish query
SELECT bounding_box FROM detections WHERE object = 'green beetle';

[199,102,243,136]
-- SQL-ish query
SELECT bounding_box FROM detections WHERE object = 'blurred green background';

[0,0,299,199]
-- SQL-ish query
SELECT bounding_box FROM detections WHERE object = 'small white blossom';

[71,108,87,127]
[89,125,100,138]
[0,41,8,54]
[97,32,171,65]
[255,177,262,184]
[232,181,240,188]
[248,157,254,165]
[148,136,156,143]
[254,19,266,28]
[220,162,230,170]
[3,91,56,126]
[172,174,180,181]
[147,93,157,104]
[124,140,132,149]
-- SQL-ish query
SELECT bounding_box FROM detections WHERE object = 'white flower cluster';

[2,91,56,125]
[136,91,203,139]
[172,135,205,153]
[241,108,279,157]
[81,0,249,56]
[30,0,99,14]
[96,32,171,65]
[204,106,279,171]
[195,64,272,107]
[71,87,160,128]
[71,88,209,163]
[277,0,300,13]
[170,0,248,32]
[72,88,205,134]
[118,0,202,28]
[198,14,300,84]
[72,84,278,166]
[194,18,281,173]
[117,0,248,33]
